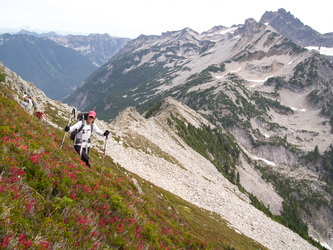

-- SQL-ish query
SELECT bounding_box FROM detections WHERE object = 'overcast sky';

[1,0,332,38]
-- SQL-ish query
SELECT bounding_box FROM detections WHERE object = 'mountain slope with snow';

[64,15,333,248]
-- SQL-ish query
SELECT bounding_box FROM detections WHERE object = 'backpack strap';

[77,123,84,134]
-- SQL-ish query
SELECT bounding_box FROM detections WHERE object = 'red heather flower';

[0,235,11,248]
[70,193,77,200]
[39,241,50,249]
[69,172,76,180]
[30,154,41,163]
[18,234,33,247]
[10,176,20,183]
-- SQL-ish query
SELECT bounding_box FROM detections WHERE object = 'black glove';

[65,126,70,132]
[103,130,110,137]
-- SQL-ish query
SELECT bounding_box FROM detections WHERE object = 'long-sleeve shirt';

[69,120,104,147]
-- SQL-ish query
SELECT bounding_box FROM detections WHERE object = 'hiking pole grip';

[60,108,75,148]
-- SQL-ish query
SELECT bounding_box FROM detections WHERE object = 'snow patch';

[230,68,241,73]
[219,27,237,35]
[264,133,270,139]
[306,46,333,56]
[242,148,277,167]
[320,241,332,250]
[291,107,306,112]
[253,156,277,166]
[246,75,274,84]
[246,75,274,88]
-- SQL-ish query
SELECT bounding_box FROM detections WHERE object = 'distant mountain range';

[0,31,130,99]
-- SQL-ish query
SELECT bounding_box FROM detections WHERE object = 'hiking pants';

[74,145,90,168]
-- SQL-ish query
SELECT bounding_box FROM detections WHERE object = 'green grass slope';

[0,71,265,249]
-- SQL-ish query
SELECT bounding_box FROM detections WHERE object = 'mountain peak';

[259,9,322,47]
[260,8,305,29]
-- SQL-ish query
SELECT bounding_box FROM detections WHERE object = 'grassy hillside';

[0,72,264,248]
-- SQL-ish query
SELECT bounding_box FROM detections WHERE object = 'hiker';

[35,111,44,121]
[64,111,110,168]
[22,93,34,115]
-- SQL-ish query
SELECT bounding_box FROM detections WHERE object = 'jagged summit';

[260,8,333,48]
[261,8,307,29]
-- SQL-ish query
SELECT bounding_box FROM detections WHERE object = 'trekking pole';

[60,108,75,148]
[101,134,108,171]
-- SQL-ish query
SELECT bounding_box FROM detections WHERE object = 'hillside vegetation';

[0,70,265,248]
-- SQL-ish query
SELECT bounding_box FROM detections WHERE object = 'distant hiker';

[22,93,34,115]
[64,111,110,168]
[23,93,35,106]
